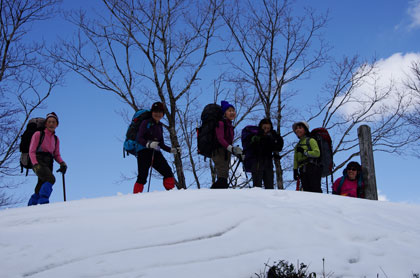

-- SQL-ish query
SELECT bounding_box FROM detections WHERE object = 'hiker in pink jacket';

[210,100,243,189]
[27,112,67,206]
[332,161,364,198]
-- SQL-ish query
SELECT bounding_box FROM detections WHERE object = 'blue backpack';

[123,109,152,157]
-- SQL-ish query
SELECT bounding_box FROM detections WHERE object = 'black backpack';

[19,118,47,175]
[123,109,152,157]
[301,127,333,177]
[197,103,224,158]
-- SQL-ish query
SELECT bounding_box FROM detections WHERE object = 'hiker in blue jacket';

[133,102,179,193]
[249,118,283,189]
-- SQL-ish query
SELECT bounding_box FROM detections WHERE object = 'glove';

[293,169,299,181]
[33,164,41,174]
[296,146,304,154]
[170,147,181,154]
[146,141,160,150]
[251,135,260,143]
[227,145,243,157]
[272,153,281,160]
[58,162,67,174]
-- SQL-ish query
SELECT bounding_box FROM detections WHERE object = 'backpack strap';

[336,175,345,195]
[36,131,58,156]
[36,130,45,153]
[305,137,311,151]
[356,173,363,198]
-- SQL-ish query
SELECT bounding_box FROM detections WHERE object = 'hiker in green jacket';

[292,121,322,193]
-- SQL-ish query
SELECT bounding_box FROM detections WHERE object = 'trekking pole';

[62,173,66,202]
[56,169,67,202]
[147,149,155,193]
[228,156,241,187]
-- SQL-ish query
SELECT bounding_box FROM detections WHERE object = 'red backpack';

[306,127,334,177]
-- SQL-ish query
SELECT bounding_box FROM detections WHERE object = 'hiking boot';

[163,177,175,190]
[27,193,40,206]
[211,178,228,189]
[133,182,144,194]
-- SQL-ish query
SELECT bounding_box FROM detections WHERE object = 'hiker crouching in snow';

[133,102,178,193]
[292,121,322,193]
[28,112,67,205]
[211,100,243,189]
[249,118,283,189]
[332,161,364,198]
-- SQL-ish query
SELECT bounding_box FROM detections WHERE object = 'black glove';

[57,162,67,174]
[293,169,299,181]
[272,153,281,160]
[33,164,41,174]
[296,146,304,154]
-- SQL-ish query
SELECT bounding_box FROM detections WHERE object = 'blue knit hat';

[221,100,234,114]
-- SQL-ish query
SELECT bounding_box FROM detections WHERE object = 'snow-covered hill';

[1,189,419,278]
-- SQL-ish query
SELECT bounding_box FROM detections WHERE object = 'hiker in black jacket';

[249,119,283,189]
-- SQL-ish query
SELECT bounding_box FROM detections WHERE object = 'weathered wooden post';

[357,125,378,200]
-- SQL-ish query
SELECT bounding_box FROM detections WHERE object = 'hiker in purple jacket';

[211,100,243,189]
[133,102,178,193]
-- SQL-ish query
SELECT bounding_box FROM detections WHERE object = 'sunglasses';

[347,167,358,171]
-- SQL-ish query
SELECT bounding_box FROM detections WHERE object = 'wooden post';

[357,125,378,200]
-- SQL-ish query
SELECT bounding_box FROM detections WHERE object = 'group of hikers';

[24,101,364,206]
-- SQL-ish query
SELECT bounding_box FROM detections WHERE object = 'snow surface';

[1,189,420,278]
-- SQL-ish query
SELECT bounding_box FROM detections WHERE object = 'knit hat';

[151,102,165,113]
[221,100,234,114]
[46,112,59,125]
[292,121,309,133]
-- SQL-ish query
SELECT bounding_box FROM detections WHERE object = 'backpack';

[197,103,224,158]
[303,127,333,177]
[241,125,259,172]
[19,117,46,175]
[123,109,152,157]
[336,168,364,197]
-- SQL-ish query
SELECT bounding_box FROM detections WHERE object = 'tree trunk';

[274,157,284,189]
[357,125,378,200]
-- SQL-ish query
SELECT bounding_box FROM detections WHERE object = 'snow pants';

[210,147,231,189]
[136,148,174,185]
[28,153,55,205]
[251,157,274,189]
[33,153,55,194]
[299,163,322,193]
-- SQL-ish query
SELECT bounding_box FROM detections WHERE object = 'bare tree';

[0,0,64,206]
[54,0,225,189]
[221,0,329,189]
[312,56,416,178]
[404,59,420,156]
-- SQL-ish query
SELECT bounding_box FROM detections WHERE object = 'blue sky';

[8,0,420,205]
